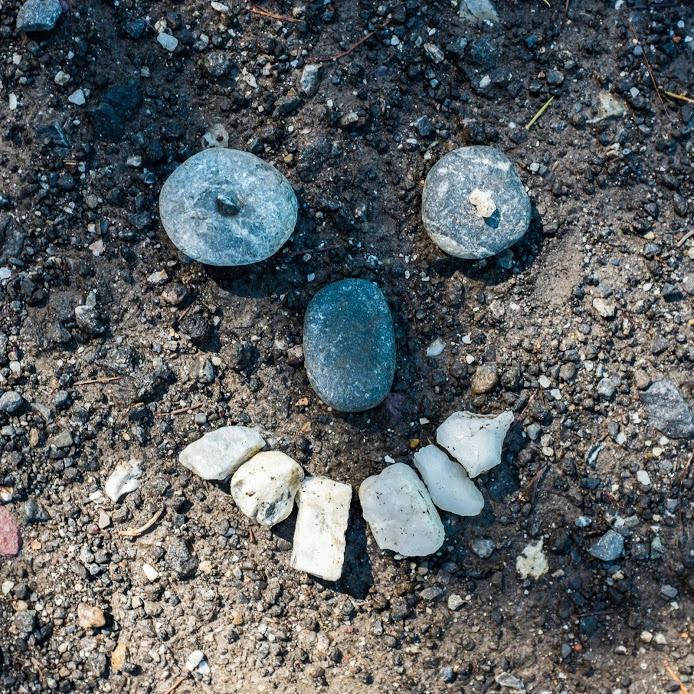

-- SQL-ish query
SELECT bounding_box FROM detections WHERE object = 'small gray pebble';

[0,391,24,413]
[16,0,62,32]
[471,538,495,558]
[589,530,624,562]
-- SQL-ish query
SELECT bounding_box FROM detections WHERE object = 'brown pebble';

[77,603,106,629]
[470,363,499,394]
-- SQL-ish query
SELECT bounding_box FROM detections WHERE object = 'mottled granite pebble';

[159,148,297,266]
[16,0,62,32]
[422,146,530,259]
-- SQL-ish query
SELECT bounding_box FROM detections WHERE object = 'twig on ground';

[248,4,302,23]
[676,229,694,248]
[515,389,540,423]
[678,451,694,534]
[118,507,165,537]
[525,96,554,130]
[308,17,391,63]
[628,19,667,113]
[664,661,690,694]
[283,244,342,257]
[560,0,570,32]
[572,608,620,619]
[164,674,189,694]
[73,376,122,387]
[178,304,195,323]
[155,402,203,418]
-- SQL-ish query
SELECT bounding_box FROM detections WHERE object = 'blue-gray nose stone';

[303,280,396,412]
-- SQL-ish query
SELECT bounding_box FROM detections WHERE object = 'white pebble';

[157,33,179,52]
[436,410,514,478]
[104,460,142,502]
[413,445,484,516]
[179,426,265,481]
[359,463,444,557]
[290,476,352,581]
[636,470,651,486]
[54,70,71,86]
[230,451,304,527]
[68,89,86,106]
[142,563,159,582]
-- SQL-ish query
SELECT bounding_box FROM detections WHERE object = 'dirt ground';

[1,0,694,692]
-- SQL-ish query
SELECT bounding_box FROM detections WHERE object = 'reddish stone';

[0,506,20,556]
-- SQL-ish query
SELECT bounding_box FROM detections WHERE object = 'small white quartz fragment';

[142,563,159,582]
[413,445,484,516]
[290,476,352,581]
[104,460,142,502]
[359,463,444,557]
[516,539,549,579]
[436,410,514,478]
[157,33,179,51]
[230,451,304,527]
[179,426,265,481]
[468,188,496,218]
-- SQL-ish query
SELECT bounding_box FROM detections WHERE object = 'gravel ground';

[1,0,694,692]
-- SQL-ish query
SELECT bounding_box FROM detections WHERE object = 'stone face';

[16,0,62,32]
[159,148,298,266]
[422,146,530,259]
[0,506,20,556]
[304,280,396,412]
[470,364,498,394]
[166,538,198,579]
[104,460,142,502]
[436,410,514,478]
[179,426,265,480]
[290,476,352,581]
[458,0,498,24]
[300,64,323,96]
[359,463,445,557]
[589,530,624,562]
[641,380,694,439]
[230,451,304,527]
[413,445,484,516]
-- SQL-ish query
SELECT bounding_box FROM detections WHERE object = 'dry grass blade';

[664,661,690,694]
[677,230,694,248]
[526,96,554,130]
[73,376,122,387]
[118,507,164,537]
[665,91,694,105]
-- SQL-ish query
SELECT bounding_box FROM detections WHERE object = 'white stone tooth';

[359,463,444,557]
[413,445,484,516]
[179,426,265,481]
[436,410,514,478]
[290,476,352,581]
[230,451,304,527]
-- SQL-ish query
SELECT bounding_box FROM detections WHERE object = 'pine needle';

[526,96,554,130]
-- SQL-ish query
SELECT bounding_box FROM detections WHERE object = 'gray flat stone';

[422,146,530,259]
[16,0,62,31]
[159,148,297,266]
[303,280,395,412]
[641,380,694,439]
[589,530,624,562]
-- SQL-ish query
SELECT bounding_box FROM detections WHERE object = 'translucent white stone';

[413,445,484,516]
[290,476,352,581]
[230,451,304,527]
[104,460,142,502]
[359,463,444,557]
[179,426,265,481]
[436,410,514,478]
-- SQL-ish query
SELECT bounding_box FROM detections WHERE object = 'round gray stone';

[303,280,395,412]
[159,148,297,266]
[421,146,531,259]
[16,0,62,32]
